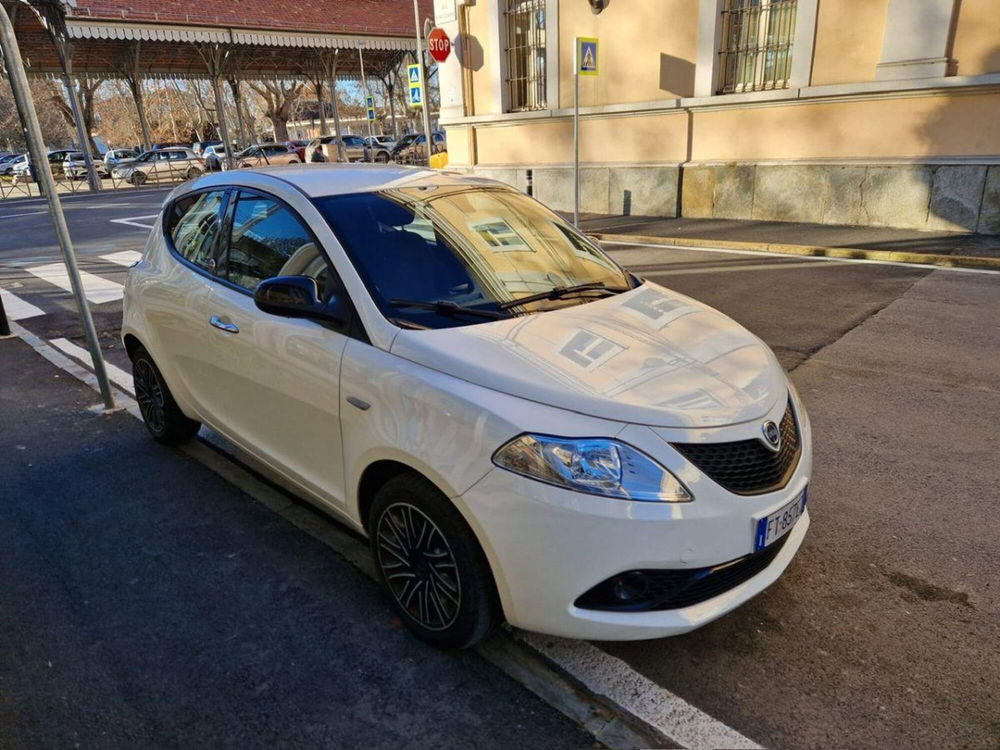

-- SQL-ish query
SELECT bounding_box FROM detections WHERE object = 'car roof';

[190,164,506,199]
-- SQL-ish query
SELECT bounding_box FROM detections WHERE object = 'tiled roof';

[66,0,434,37]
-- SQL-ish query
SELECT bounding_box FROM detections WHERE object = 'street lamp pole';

[412,0,435,164]
[0,3,115,409]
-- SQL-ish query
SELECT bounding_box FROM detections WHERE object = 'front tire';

[132,346,200,445]
[369,474,501,649]
[130,171,147,186]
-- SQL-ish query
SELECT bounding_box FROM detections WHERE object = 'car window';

[167,190,227,272]
[314,188,632,329]
[169,151,187,160]
[224,192,321,292]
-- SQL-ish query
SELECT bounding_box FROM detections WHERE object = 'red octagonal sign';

[428,27,451,63]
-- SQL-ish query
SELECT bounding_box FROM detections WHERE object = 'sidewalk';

[0,336,593,749]
[575,214,1000,269]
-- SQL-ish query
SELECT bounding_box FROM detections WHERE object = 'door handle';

[209,315,239,334]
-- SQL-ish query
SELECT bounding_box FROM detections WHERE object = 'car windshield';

[314,186,633,330]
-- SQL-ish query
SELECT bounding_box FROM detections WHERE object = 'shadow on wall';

[659,54,695,98]
[456,34,484,72]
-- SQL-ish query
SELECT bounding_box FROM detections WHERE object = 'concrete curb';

[591,232,1000,271]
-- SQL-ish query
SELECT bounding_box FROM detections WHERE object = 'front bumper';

[456,404,812,641]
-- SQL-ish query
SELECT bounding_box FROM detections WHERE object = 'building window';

[503,0,546,111]
[718,0,797,93]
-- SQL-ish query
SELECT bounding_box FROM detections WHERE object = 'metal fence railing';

[718,0,797,94]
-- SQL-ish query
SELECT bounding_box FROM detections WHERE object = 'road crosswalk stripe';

[100,250,143,267]
[49,337,134,394]
[0,288,45,320]
[24,262,124,305]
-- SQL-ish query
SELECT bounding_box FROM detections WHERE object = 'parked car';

[364,135,396,162]
[391,131,447,165]
[104,148,139,171]
[113,147,204,185]
[203,144,230,172]
[2,154,26,176]
[192,140,222,156]
[226,143,301,170]
[122,165,812,649]
[305,134,368,163]
[283,140,309,161]
[64,152,110,180]
[12,149,76,181]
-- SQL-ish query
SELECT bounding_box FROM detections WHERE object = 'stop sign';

[427,27,451,63]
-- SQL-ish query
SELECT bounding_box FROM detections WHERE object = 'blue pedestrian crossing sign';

[577,37,598,76]
[407,63,424,108]
[366,95,376,120]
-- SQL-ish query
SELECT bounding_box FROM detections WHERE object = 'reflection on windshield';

[314,186,632,329]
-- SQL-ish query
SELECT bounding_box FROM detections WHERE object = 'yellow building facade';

[434,0,1000,232]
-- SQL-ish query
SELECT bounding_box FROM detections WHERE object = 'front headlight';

[492,434,692,502]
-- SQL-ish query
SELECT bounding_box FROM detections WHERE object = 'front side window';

[315,187,632,330]
[718,0,797,93]
[503,0,546,112]
[224,192,319,292]
[166,190,227,271]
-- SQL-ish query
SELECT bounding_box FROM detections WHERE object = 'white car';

[122,165,811,648]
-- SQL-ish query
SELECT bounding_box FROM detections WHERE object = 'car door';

[203,188,350,508]
[152,188,232,425]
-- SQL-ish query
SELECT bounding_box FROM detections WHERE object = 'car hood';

[389,282,787,428]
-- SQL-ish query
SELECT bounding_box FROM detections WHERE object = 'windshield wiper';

[497,282,628,310]
[388,298,509,320]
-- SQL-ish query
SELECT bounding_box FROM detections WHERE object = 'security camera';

[588,0,609,13]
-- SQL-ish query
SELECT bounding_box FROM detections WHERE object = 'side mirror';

[254,275,344,325]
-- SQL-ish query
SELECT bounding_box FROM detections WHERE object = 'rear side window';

[224,192,317,291]
[166,190,227,272]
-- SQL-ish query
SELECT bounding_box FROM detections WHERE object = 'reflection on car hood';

[390,282,787,428]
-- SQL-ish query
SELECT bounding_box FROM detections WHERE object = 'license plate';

[754,487,807,552]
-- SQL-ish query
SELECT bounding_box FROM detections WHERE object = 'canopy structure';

[2,0,431,178]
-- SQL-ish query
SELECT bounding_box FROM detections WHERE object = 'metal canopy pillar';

[199,44,235,168]
[358,47,374,160]
[121,41,152,151]
[0,1,114,408]
[324,50,346,162]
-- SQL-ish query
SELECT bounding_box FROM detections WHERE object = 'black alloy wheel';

[131,346,200,445]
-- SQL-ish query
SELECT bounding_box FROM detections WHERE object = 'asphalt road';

[1,191,998,749]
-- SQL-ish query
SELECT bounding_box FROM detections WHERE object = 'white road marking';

[100,250,143,267]
[0,210,48,219]
[601,240,1000,275]
[519,633,761,750]
[48,337,134,393]
[642,259,853,276]
[25,262,123,304]
[110,214,157,230]
[0,288,45,320]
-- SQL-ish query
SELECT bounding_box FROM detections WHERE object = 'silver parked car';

[64,152,110,180]
[305,135,368,163]
[113,148,204,185]
[226,143,302,170]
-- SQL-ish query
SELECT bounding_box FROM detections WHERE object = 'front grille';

[672,401,800,495]
[575,535,790,612]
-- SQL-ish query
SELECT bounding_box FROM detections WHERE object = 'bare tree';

[45,78,104,154]
[248,80,304,142]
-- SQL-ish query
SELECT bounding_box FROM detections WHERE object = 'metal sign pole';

[358,47,375,162]
[413,0,435,164]
[574,44,580,228]
[0,4,115,409]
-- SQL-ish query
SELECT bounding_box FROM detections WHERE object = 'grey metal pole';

[0,5,115,409]
[413,0,434,165]
[328,51,347,162]
[574,50,580,228]
[358,47,375,162]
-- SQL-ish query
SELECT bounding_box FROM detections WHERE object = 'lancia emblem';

[762,420,781,451]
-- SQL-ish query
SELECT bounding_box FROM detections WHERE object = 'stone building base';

[459,162,1000,234]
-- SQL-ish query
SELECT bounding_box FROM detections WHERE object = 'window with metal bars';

[718,0,797,94]
[503,0,547,112]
